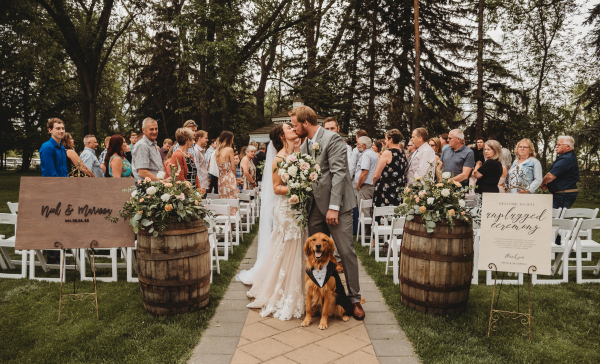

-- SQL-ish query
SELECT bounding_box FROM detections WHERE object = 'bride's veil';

[235,141,277,285]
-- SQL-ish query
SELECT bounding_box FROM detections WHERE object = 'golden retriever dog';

[301,233,355,330]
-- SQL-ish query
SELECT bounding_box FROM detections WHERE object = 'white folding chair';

[238,193,253,233]
[369,206,398,262]
[357,199,373,247]
[206,193,220,200]
[561,208,599,261]
[552,208,563,218]
[210,198,242,245]
[384,216,406,284]
[126,241,139,283]
[532,218,580,285]
[7,202,18,214]
[205,204,232,260]
[242,189,257,224]
[207,219,220,283]
[0,213,27,278]
[472,229,480,284]
[571,218,600,284]
[80,247,120,282]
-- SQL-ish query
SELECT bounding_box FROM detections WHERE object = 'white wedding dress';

[243,145,305,321]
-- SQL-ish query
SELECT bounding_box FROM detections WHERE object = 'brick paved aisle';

[188,237,420,364]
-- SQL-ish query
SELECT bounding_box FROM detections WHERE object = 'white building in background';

[248,98,347,143]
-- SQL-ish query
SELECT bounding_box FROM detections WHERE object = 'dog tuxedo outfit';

[306,261,354,315]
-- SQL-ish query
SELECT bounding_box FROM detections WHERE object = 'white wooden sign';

[478,193,553,275]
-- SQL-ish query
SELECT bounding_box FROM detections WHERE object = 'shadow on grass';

[355,238,600,364]
[0,222,259,364]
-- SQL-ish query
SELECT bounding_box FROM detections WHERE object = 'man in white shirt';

[405,127,436,184]
[349,129,368,189]
[194,130,210,195]
[323,117,352,161]
[354,136,378,218]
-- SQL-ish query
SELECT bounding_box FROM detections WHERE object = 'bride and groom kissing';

[236,105,365,324]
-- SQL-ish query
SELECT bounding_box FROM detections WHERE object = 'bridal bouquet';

[276,152,322,228]
[107,164,212,236]
[395,171,475,233]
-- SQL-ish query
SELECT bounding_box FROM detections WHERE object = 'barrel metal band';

[138,274,210,287]
[137,245,209,261]
[143,292,210,308]
[139,226,206,236]
[400,246,473,262]
[399,276,472,292]
[401,294,468,310]
[404,227,473,239]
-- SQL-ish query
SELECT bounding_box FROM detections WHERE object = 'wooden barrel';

[399,217,473,315]
[137,219,210,315]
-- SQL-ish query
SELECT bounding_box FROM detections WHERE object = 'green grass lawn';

[355,198,600,364]
[0,171,258,363]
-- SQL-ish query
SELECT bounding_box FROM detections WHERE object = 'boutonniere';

[311,142,321,157]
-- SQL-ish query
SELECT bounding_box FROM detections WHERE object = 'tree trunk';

[256,36,279,120]
[476,0,484,138]
[304,0,318,104]
[412,0,420,130]
[366,2,378,137]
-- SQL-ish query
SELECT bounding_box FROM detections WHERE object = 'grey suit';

[301,127,361,303]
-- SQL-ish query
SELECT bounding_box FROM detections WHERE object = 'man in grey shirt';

[80,135,104,177]
[438,129,475,187]
[355,136,378,218]
[132,118,164,181]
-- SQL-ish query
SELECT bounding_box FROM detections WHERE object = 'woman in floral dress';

[215,131,238,215]
[373,129,407,208]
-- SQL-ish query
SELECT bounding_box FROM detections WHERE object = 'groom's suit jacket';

[300,127,357,215]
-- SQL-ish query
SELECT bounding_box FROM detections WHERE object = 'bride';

[241,123,305,321]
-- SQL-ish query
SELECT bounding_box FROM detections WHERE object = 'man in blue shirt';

[39,118,68,263]
[39,118,68,177]
[541,136,580,209]
[80,135,104,177]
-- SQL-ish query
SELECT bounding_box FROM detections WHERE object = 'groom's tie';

[308,139,313,156]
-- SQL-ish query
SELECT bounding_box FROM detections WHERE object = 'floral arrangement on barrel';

[107,164,212,237]
[395,171,475,233]
[276,152,322,228]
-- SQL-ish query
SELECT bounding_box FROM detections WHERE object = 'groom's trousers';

[308,205,361,304]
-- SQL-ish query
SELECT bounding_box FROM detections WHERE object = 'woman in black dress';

[373,129,407,207]
[473,140,503,194]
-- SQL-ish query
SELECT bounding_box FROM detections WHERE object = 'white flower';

[161,193,171,202]
[157,171,166,180]
[441,189,450,197]
[288,165,298,175]
[459,199,466,207]
[311,142,320,150]
[131,190,138,198]
[146,186,157,195]
[306,187,312,192]
[427,197,435,205]
[442,172,451,179]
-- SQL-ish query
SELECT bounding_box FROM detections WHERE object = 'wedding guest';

[241,145,257,190]
[349,129,368,187]
[129,132,138,149]
[207,139,219,193]
[215,131,238,215]
[62,133,94,177]
[473,140,503,194]
[405,127,436,184]
[173,120,198,155]
[355,136,378,217]
[206,139,216,161]
[507,138,542,194]
[324,117,352,160]
[80,135,104,177]
[406,141,415,158]
[132,117,164,181]
[373,129,407,207]
[439,133,449,150]
[255,143,267,182]
[105,135,132,178]
[168,128,200,188]
[372,140,383,158]
[498,148,512,193]
[474,137,486,165]
[428,138,442,159]
[39,118,68,264]
[163,145,175,172]
[249,141,259,166]
[159,138,173,161]
[99,136,111,174]
[438,129,475,187]
[541,136,579,209]
[194,130,209,195]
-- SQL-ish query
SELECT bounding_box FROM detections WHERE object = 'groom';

[291,106,365,320]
